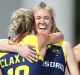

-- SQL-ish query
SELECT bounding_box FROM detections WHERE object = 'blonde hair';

[8,8,34,39]
[32,2,60,33]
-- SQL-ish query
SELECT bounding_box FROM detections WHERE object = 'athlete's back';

[0,36,43,75]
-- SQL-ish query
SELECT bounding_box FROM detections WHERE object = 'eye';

[35,17,41,20]
[35,16,41,20]
[44,16,50,20]
[36,18,40,19]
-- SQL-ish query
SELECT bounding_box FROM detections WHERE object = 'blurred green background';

[75,0,80,45]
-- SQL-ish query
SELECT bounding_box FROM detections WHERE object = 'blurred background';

[0,0,80,46]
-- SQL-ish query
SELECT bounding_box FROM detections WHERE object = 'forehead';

[34,9,51,17]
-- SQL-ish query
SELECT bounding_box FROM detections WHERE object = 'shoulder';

[62,41,71,46]
[62,41,72,50]
[62,41,73,55]
[19,35,38,45]
[73,44,80,62]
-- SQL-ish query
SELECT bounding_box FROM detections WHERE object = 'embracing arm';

[49,32,64,44]
[0,39,18,53]
[36,32,64,57]
[0,39,39,63]
[63,41,79,75]
[0,39,21,52]
[0,39,14,52]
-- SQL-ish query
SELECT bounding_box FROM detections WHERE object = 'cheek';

[49,20,53,28]
[48,23,52,32]
[48,21,52,28]
[46,19,52,24]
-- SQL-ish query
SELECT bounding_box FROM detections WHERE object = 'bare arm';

[65,66,70,75]
[36,32,64,57]
[49,32,64,44]
[0,39,39,63]
[0,39,14,52]
[0,69,2,75]
[73,44,80,63]
[63,41,79,75]
[65,44,80,75]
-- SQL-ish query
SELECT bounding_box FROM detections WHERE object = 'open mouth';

[39,24,47,30]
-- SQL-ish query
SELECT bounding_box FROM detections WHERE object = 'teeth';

[39,25,46,29]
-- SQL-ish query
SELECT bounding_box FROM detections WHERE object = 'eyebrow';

[35,16,50,18]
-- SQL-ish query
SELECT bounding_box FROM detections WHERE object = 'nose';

[40,17,45,23]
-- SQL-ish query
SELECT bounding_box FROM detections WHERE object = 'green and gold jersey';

[0,35,43,75]
[40,42,67,75]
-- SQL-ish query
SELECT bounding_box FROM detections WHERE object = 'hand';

[15,44,40,63]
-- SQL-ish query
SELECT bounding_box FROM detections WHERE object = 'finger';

[26,57,33,63]
[30,50,40,56]
[29,53,40,60]
[27,44,35,48]
[28,55,38,62]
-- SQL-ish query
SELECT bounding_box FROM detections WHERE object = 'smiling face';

[34,9,53,34]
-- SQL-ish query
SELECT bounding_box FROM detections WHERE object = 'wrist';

[12,44,21,53]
